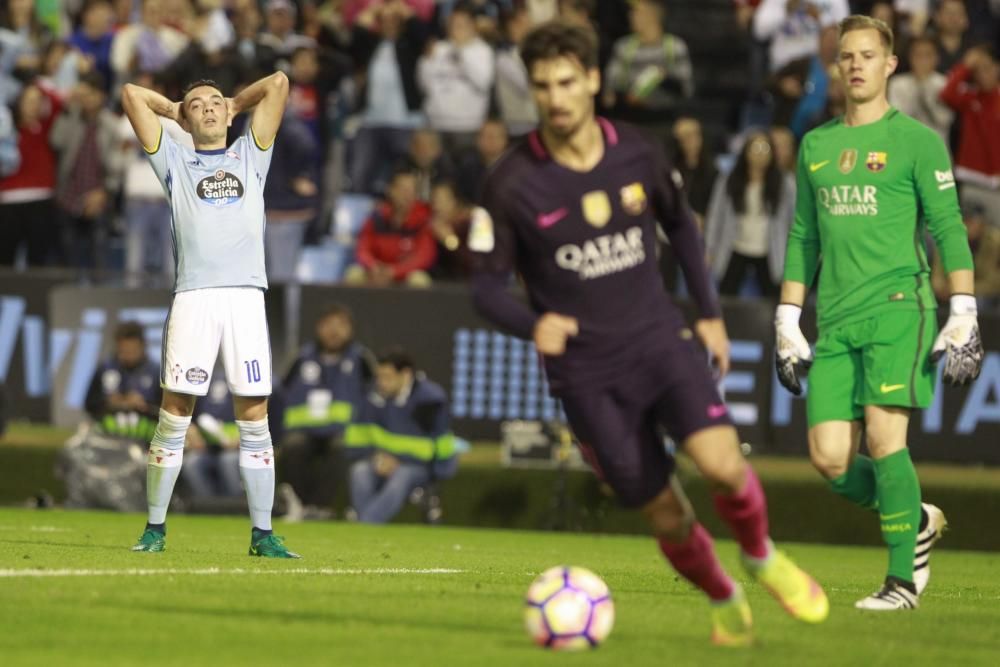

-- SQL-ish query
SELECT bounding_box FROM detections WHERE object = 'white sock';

[238,417,274,531]
[146,409,189,525]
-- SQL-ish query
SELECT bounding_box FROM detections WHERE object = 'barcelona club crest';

[582,190,612,228]
[866,151,887,172]
[619,182,647,216]
[839,148,858,174]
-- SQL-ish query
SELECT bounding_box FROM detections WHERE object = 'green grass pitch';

[0,508,998,667]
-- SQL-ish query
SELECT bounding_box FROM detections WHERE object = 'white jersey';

[145,123,272,292]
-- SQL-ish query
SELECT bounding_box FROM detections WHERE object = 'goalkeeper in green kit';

[775,15,984,611]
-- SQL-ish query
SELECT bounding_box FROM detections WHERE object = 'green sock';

[873,449,921,584]
[829,455,879,511]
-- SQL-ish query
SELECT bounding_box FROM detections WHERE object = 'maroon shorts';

[558,331,733,508]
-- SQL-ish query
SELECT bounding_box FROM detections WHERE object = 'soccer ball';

[523,565,614,650]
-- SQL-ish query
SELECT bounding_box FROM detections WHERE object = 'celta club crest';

[866,151,887,172]
[839,149,858,174]
[581,190,612,228]
[619,182,647,215]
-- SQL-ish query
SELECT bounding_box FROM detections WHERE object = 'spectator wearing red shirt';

[345,168,436,286]
[940,46,1000,230]
[0,83,61,267]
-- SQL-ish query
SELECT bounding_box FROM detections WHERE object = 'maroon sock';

[713,466,770,559]
[658,523,735,602]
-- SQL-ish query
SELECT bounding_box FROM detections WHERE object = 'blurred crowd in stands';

[2,0,1000,304]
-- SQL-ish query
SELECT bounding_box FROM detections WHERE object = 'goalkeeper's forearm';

[947,268,975,297]
[779,280,807,307]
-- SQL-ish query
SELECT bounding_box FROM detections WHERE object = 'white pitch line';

[0,525,71,532]
[0,567,465,578]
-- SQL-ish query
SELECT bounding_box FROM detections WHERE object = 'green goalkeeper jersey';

[783,108,974,330]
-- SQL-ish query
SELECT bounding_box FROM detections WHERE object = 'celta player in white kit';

[122,72,300,558]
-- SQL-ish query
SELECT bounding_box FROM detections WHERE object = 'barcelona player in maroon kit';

[471,22,828,646]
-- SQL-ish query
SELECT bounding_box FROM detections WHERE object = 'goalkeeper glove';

[931,294,984,387]
[774,303,813,396]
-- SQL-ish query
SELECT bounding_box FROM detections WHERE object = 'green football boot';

[249,532,301,559]
[131,528,166,553]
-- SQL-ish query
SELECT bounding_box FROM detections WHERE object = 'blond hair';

[838,15,894,54]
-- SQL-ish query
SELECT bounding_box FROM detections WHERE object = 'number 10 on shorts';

[244,359,262,383]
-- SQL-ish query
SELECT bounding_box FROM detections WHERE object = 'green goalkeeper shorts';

[806,309,938,426]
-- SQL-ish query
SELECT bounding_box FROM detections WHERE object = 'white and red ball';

[523,565,614,650]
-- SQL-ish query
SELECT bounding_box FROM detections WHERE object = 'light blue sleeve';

[143,126,178,197]
[244,121,274,183]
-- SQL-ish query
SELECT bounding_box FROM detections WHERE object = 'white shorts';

[161,287,272,397]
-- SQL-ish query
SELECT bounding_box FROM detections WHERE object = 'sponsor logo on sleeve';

[468,206,495,253]
[935,169,956,190]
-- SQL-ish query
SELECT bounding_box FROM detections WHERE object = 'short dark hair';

[114,321,144,342]
[377,346,415,372]
[317,302,354,324]
[181,78,225,101]
[520,20,599,73]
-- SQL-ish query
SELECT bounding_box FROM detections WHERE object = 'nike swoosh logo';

[537,207,568,228]
[879,510,911,521]
[707,404,728,419]
[880,383,906,394]
[809,160,830,172]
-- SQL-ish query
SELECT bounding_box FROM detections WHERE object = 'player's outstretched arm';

[232,71,289,151]
[121,83,180,152]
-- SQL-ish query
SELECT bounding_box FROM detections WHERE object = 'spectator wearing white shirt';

[752,0,849,72]
[417,3,495,157]
[888,36,953,146]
